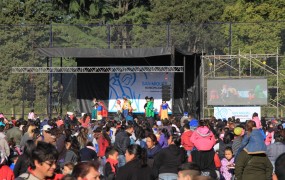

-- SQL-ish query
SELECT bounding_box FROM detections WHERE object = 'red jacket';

[98,135,110,157]
[0,165,14,180]
[181,130,194,151]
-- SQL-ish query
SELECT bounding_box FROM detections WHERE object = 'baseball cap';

[43,124,52,133]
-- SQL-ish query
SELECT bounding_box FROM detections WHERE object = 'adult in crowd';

[114,124,134,167]
[274,153,285,180]
[6,120,22,146]
[235,121,272,180]
[116,144,154,180]
[153,134,187,180]
[266,131,285,169]
[146,134,161,167]
[189,149,221,179]
[0,122,10,158]
[79,141,98,162]
[235,150,273,180]
[14,140,36,177]
[62,136,80,167]
[15,141,59,180]
[232,126,244,156]
[177,162,201,180]
[71,161,100,180]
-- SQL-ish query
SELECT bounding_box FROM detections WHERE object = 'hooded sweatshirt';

[190,126,216,151]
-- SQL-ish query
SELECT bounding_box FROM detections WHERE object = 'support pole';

[276,48,279,117]
[60,57,63,117]
[201,52,205,119]
[167,23,170,47]
[107,25,111,49]
[250,50,252,76]
[183,56,186,113]
[214,51,216,77]
[49,21,53,119]
[239,49,241,78]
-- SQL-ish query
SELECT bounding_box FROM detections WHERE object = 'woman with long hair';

[62,135,80,167]
[79,114,91,128]
[20,124,36,148]
[13,140,36,177]
[77,127,88,149]
[116,144,154,180]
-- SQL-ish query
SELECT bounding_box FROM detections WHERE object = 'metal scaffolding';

[201,49,285,118]
[12,66,184,73]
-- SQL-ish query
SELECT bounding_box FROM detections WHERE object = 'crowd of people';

[0,110,285,180]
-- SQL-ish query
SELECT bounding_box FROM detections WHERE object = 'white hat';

[43,125,52,132]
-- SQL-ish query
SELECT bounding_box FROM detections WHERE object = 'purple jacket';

[159,134,169,148]
[220,158,234,180]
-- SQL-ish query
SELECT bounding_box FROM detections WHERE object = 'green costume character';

[146,97,154,118]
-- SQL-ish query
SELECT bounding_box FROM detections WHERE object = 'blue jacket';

[242,129,267,154]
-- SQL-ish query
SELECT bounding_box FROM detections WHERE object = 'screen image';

[108,72,173,113]
[207,79,267,105]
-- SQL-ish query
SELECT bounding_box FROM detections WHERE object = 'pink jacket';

[190,126,216,151]
[252,116,262,129]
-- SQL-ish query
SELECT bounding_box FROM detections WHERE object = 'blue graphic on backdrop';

[109,73,147,112]
[215,107,232,119]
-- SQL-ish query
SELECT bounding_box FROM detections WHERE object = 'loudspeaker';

[162,85,171,101]
[26,84,36,101]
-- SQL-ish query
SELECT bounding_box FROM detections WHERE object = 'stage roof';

[36,47,175,58]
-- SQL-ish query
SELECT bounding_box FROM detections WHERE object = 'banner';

[108,72,173,113]
[214,106,261,122]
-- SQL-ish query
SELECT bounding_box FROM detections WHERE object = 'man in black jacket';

[114,124,134,167]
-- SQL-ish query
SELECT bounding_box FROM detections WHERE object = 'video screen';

[207,79,268,105]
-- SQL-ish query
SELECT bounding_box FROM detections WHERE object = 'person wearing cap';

[41,125,55,144]
[232,126,244,156]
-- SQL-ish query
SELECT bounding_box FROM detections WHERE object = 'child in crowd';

[62,162,75,176]
[190,120,216,151]
[104,147,119,180]
[220,147,235,180]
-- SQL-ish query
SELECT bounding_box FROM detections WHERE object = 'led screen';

[207,79,267,105]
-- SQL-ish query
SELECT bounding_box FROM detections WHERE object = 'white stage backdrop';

[108,72,173,113]
[214,106,261,122]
